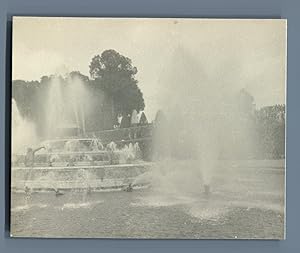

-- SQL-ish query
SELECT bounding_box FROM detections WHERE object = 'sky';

[12,17,286,121]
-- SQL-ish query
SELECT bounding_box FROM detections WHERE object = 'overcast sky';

[13,17,286,120]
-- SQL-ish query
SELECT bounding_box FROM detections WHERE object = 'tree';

[89,49,145,114]
[12,80,40,120]
[69,71,90,83]
[255,105,285,159]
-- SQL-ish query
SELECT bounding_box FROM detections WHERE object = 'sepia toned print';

[11,17,286,239]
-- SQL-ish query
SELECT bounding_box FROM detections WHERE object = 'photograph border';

[1,0,299,252]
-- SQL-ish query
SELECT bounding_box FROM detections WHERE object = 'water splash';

[67,74,88,134]
[107,141,143,164]
[45,73,89,138]
[12,99,37,154]
[131,160,284,221]
[11,203,48,212]
[61,200,104,210]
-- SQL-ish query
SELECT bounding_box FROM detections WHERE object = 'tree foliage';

[89,49,145,114]
[12,80,39,119]
[254,105,285,159]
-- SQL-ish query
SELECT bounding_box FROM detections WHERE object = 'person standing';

[130,109,139,127]
[117,113,123,128]
[139,112,148,125]
[120,113,131,128]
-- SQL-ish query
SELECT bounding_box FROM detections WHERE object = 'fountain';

[67,74,87,134]
[45,74,87,138]
[139,45,257,200]
[11,75,152,194]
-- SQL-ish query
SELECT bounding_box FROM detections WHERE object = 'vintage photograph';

[11,17,286,239]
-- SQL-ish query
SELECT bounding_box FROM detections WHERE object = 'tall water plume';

[66,73,88,134]
[149,45,255,196]
[45,73,89,138]
[46,75,66,138]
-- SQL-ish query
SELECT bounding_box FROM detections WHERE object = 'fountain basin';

[11,163,152,192]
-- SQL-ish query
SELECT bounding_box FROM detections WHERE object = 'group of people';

[114,110,148,129]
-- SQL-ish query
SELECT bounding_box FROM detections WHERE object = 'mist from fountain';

[12,98,38,154]
[134,46,256,217]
